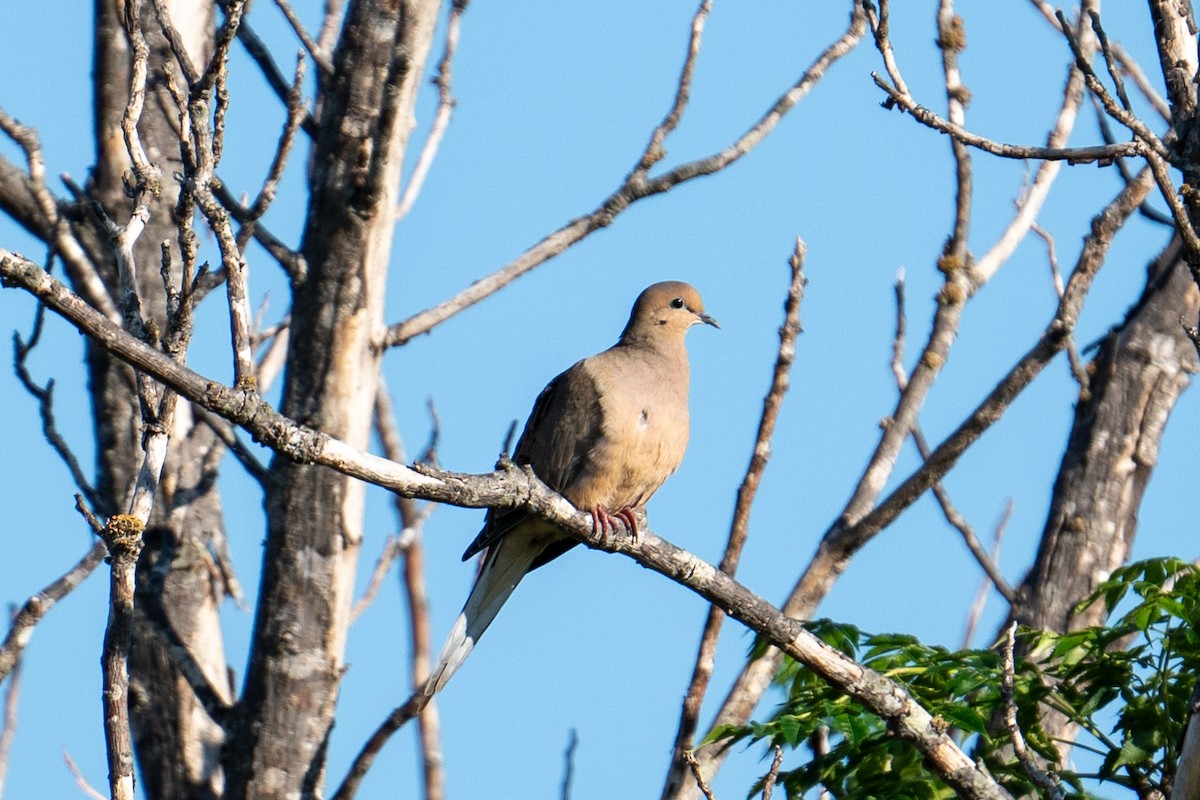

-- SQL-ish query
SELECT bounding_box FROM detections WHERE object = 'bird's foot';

[590,505,639,547]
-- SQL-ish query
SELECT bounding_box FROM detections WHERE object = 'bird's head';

[620,281,719,344]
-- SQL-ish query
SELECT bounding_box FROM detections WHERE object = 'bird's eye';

[670,297,686,309]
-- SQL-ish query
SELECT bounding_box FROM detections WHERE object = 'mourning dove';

[424,281,718,695]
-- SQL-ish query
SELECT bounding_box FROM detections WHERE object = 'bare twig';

[1111,44,1172,122]
[892,263,1014,605]
[316,0,346,57]
[63,750,107,800]
[236,54,309,251]
[380,5,866,348]
[635,0,713,174]
[1054,9,1170,161]
[961,501,1013,648]
[0,608,21,795]
[761,746,784,800]
[970,4,1095,285]
[1087,10,1132,113]
[868,3,1135,166]
[274,0,332,74]
[685,751,718,800]
[371,384,442,800]
[664,239,806,793]
[395,1,468,221]
[164,57,257,388]
[1031,222,1089,390]
[0,109,117,321]
[229,12,318,137]
[0,535,106,685]
[935,0,972,251]
[98,515,144,800]
[213,181,305,279]
[1002,622,1065,799]
[12,307,101,508]
[560,729,578,800]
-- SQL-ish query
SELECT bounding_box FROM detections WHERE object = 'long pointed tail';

[422,534,545,696]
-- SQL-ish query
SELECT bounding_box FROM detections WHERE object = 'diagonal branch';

[0,241,1014,800]
[0,535,107,686]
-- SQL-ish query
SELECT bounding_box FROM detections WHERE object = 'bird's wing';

[461,359,603,561]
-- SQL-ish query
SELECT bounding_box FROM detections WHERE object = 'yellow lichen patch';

[939,283,966,306]
[937,15,967,52]
[936,254,962,274]
[921,351,944,371]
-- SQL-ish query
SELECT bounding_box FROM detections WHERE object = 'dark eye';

[670,297,686,309]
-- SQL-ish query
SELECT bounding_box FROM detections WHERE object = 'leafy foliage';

[706,558,1200,799]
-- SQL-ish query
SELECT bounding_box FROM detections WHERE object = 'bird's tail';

[422,535,545,696]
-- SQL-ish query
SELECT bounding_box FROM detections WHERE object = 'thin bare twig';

[936,0,972,251]
[381,5,866,348]
[891,267,1013,604]
[0,608,21,795]
[0,108,117,321]
[12,303,101,509]
[560,729,578,800]
[63,750,107,800]
[395,1,468,221]
[370,384,442,800]
[962,501,1013,648]
[868,2,1135,165]
[1031,222,1089,391]
[664,239,806,793]
[236,54,309,252]
[1054,9,1170,161]
[274,0,332,74]
[1002,622,1065,800]
[686,751,718,800]
[1111,44,1172,122]
[761,746,784,800]
[229,11,318,136]
[635,0,713,175]
[971,3,1096,285]
[0,536,106,685]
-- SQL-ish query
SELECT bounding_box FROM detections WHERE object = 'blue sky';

[0,2,1194,798]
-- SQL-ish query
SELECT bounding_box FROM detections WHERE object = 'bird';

[423,281,718,696]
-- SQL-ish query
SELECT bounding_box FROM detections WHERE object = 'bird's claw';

[590,505,639,547]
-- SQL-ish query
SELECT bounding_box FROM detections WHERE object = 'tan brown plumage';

[424,281,717,695]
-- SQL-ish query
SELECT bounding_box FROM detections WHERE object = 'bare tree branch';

[0,607,22,795]
[0,532,106,686]
[663,238,806,796]
[63,750,107,800]
[274,0,332,74]
[395,0,468,222]
[99,515,144,800]
[1,247,1015,800]
[680,165,1155,790]
[380,4,866,348]
[1002,622,1065,800]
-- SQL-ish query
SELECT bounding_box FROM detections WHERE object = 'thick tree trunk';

[224,2,439,798]
[91,3,234,799]
[1013,235,1198,747]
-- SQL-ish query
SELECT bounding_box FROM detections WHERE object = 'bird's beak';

[697,311,720,329]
